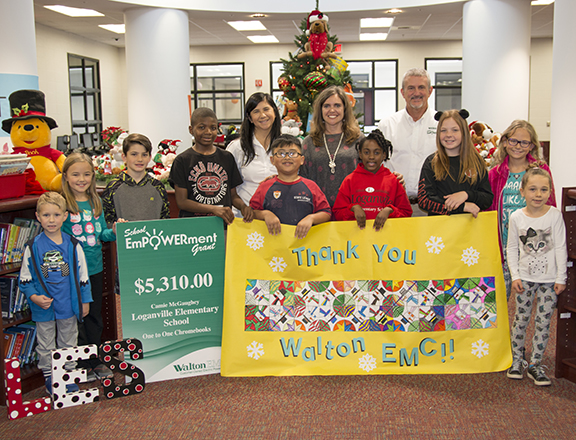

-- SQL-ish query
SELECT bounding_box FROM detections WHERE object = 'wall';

[35,24,127,140]
[34,25,552,143]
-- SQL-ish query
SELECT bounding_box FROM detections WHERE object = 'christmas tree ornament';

[278,76,291,92]
[304,71,327,91]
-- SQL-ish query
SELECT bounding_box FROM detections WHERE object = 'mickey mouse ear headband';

[434,109,470,121]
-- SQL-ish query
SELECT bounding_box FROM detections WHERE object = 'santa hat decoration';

[306,9,329,35]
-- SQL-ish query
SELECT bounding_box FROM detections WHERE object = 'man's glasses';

[273,151,302,158]
[507,138,533,148]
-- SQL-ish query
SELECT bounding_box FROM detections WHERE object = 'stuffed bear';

[283,100,301,123]
[2,90,64,191]
[297,10,337,60]
[469,120,501,165]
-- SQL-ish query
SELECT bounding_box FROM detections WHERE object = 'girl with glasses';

[488,120,556,300]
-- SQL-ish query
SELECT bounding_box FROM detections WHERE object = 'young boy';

[102,133,170,224]
[19,192,93,394]
[169,108,253,224]
[250,134,331,239]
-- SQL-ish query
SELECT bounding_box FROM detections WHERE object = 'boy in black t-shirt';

[170,108,253,224]
[250,134,331,239]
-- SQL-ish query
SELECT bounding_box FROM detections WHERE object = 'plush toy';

[2,90,63,191]
[469,121,501,165]
[281,119,303,137]
[297,10,337,60]
[283,100,301,123]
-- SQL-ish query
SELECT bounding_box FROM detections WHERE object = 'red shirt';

[333,163,412,221]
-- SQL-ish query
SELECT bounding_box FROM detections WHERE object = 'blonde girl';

[488,120,556,299]
[61,152,116,381]
[418,109,493,216]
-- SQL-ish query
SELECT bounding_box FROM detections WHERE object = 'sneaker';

[527,364,551,386]
[506,358,527,379]
[94,364,114,379]
[66,383,79,393]
[45,376,52,394]
[85,368,98,382]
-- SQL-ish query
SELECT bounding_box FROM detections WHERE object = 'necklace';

[323,133,344,174]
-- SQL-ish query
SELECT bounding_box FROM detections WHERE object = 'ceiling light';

[247,35,279,44]
[99,24,125,34]
[44,5,104,17]
[385,9,403,14]
[360,33,388,41]
[531,0,554,4]
[251,14,267,18]
[361,18,395,28]
[227,21,266,31]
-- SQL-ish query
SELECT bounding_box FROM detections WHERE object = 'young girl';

[506,167,566,386]
[333,129,412,230]
[418,109,493,217]
[489,120,556,299]
[61,152,117,381]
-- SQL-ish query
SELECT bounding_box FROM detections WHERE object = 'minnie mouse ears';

[434,109,470,121]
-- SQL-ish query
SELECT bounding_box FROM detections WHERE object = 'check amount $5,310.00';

[133,273,214,295]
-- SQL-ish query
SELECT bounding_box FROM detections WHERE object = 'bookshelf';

[0,194,119,405]
[556,187,576,383]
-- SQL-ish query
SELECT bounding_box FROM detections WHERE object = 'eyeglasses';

[507,138,533,148]
[273,151,302,158]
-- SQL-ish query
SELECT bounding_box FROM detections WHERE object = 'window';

[190,63,245,125]
[68,54,102,142]
[270,60,398,130]
[425,58,462,111]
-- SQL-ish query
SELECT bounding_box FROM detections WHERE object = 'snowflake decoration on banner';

[358,353,377,372]
[269,256,288,273]
[425,236,445,254]
[461,246,480,266]
[247,341,264,360]
[471,339,489,358]
[246,232,264,250]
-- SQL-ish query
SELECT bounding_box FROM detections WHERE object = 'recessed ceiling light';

[227,21,267,31]
[531,0,554,4]
[44,5,104,17]
[360,33,388,41]
[247,35,279,44]
[361,18,395,28]
[251,14,267,18]
[385,9,403,14]
[99,24,125,34]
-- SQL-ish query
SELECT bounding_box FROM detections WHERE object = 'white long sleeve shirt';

[377,107,437,198]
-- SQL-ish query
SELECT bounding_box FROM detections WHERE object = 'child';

[61,152,116,381]
[250,134,331,239]
[169,108,253,224]
[506,167,566,386]
[489,120,556,300]
[19,192,92,394]
[418,109,493,217]
[333,129,412,230]
[102,133,170,224]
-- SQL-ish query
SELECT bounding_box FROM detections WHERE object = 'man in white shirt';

[378,68,437,216]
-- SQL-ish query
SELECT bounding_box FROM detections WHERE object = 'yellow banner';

[222,212,511,376]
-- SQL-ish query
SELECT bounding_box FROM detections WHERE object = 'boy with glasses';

[250,134,331,239]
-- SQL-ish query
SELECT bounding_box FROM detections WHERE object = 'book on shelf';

[4,323,37,364]
[0,274,19,319]
[3,333,14,358]
[0,218,41,264]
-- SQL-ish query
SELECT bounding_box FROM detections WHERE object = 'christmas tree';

[278,6,354,130]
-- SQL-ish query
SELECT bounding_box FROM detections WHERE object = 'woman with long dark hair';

[227,93,282,217]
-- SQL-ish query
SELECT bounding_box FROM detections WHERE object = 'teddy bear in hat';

[297,9,337,60]
[2,89,64,191]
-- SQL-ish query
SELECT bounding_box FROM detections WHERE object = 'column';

[462,0,531,132]
[0,0,38,136]
[124,8,190,152]
[549,0,576,200]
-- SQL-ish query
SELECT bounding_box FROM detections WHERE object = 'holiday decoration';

[101,126,126,149]
[303,71,327,91]
[278,4,354,129]
[297,9,337,60]
[469,121,501,166]
[2,90,63,191]
[283,100,301,123]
